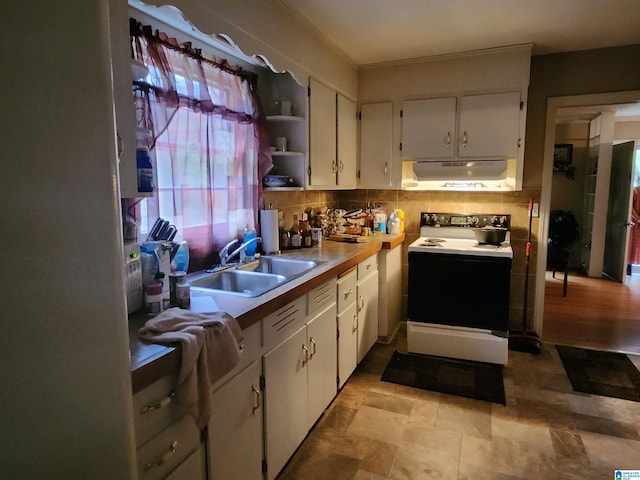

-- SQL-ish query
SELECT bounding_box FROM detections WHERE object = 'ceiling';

[280,0,640,66]
[281,0,640,122]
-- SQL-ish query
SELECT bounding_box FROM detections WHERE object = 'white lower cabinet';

[378,244,403,341]
[207,361,263,480]
[357,255,379,362]
[263,280,337,480]
[337,267,358,388]
[136,414,202,480]
[134,375,204,480]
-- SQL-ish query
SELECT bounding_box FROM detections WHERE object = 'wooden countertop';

[129,233,404,393]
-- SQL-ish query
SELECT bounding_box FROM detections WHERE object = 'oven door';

[408,251,511,332]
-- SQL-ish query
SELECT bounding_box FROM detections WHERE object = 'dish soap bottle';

[243,225,257,260]
[171,240,189,273]
[136,147,154,194]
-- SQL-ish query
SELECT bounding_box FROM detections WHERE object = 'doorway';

[535,91,640,353]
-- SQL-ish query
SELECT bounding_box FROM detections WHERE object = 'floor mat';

[381,350,506,405]
[556,345,640,402]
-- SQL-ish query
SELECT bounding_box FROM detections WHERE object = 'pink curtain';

[128,20,273,271]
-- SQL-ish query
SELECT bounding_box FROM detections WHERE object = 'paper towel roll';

[260,209,280,254]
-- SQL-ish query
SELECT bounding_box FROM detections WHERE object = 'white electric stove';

[407,213,513,365]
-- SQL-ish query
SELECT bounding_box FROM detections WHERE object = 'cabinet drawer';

[137,414,200,480]
[337,269,357,313]
[307,278,337,316]
[358,255,378,279]
[264,296,307,351]
[133,374,185,446]
[211,320,262,392]
[164,447,203,480]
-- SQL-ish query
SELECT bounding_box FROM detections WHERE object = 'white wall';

[142,0,358,98]
[0,1,137,478]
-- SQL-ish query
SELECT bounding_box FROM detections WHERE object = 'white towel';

[138,308,244,429]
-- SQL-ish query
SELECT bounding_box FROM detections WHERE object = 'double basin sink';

[189,256,324,297]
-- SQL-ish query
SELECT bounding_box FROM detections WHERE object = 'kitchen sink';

[189,269,287,297]
[236,256,323,279]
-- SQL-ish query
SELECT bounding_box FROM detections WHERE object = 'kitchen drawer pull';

[462,131,468,148]
[301,344,309,365]
[344,288,353,300]
[384,162,388,176]
[252,384,261,414]
[140,391,175,414]
[352,314,358,333]
[309,337,317,359]
[339,160,344,172]
[143,440,178,472]
[358,296,365,312]
[446,131,451,148]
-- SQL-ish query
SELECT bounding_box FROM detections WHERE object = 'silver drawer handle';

[344,288,353,300]
[140,391,175,414]
[309,337,317,359]
[352,314,358,333]
[301,344,309,365]
[143,440,177,472]
[252,384,261,414]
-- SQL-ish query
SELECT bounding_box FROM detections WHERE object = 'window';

[128,21,272,270]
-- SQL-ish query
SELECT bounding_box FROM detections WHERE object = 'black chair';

[547,210,579,297]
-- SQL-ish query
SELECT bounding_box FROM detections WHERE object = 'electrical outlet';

[532,202,540,218]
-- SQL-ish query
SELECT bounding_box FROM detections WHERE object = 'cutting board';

[327,234,369,243]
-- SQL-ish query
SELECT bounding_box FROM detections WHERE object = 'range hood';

[402,159,517,191]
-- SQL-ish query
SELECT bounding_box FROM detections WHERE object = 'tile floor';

[278,325,640,480]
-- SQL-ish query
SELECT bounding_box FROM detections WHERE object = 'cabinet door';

[357,269,379,363]
[263,326,308,480]
[359,102,393,188]
[458,92,521,158]
[306,303,338,428]
[109,0,139,198]
[337,302,358,388]
[308,77,337,187]
[208,361,263,480]
[401,97,456,159]
[337,94,357,188]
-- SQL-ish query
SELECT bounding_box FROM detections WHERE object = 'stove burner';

[425,238,445,243]
[419,242,442,247]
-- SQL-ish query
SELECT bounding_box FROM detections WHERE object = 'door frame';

[534,90,640,335]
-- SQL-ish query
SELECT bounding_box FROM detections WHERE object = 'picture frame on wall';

[553,144,573,170]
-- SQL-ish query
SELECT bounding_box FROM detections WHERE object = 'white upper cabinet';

[337,94,357,188]
[458,92,522,158]
[359,102,394,188]
[401,97,457,159]
[401,92,522,161]
[308,77,338,188]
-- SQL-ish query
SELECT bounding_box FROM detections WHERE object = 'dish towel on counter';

[138,308,244,430]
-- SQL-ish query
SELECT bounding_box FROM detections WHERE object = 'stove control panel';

[420,212,510,229]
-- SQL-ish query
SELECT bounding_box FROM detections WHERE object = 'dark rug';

[556,345,640,402]
[381,351,505,405]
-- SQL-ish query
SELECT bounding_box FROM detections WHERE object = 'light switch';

[532,203,540,218]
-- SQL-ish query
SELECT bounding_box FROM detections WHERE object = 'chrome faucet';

[227,236,262,264]
[218,239,239,266]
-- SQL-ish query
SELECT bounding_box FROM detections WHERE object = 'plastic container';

[387,210,401,235]
[136,147,154,193]
[145,282,163,316]
[373,205,387,235]
[243,225,257,258]
[396,209,405,233]
[171,241,189,273]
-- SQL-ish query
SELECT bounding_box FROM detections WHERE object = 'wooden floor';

[542,270,640,355]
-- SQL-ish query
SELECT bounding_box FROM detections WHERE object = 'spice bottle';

[145,282,163,316]
[300,213,312,248]
[290,214,302,249]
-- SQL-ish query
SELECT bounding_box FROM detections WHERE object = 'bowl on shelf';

[263,175,294,187]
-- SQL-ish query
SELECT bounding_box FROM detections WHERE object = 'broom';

[509,197,542,354]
